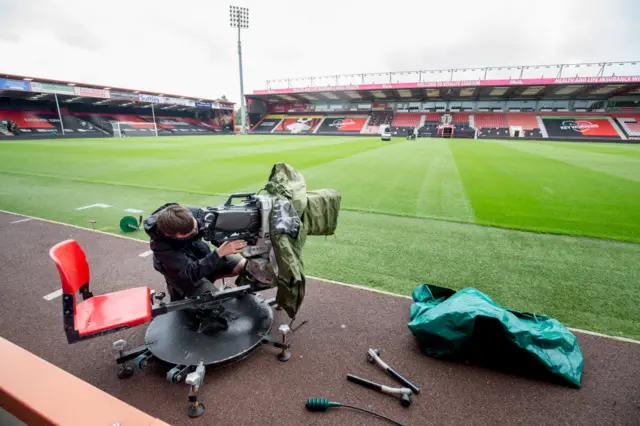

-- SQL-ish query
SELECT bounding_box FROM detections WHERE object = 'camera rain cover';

[270,198,300,239]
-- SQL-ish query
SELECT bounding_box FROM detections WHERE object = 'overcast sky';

[1,0,639,104]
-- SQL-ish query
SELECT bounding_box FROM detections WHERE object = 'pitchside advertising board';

[0,78,30,91]
[30,82,76,95]
[110,90,139,101]
[542,117,621,139]
[74,87,110,98]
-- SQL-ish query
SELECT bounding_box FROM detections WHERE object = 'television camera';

[200,192,281,286]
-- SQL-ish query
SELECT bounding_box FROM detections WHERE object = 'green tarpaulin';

[263,163,341,319]
[408,284,584,388]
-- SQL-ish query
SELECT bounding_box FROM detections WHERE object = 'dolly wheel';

[167,367,183,384]
[118,365,134,379]
[135,354,149,370]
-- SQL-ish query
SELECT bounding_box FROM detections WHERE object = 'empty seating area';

[392,113,422,128]
[424,113,441,123]
[474,113,507,129]
[615,117,640,137]
[452,113,470,124]
[506,113,539,130]
[0,108,221,138]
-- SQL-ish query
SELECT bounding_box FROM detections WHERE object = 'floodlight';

[230,5,250,134]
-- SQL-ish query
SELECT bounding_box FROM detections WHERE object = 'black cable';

[339,404,405,426]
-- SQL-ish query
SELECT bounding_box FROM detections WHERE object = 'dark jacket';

[143,203,225,298]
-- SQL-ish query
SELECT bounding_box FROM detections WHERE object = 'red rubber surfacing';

[0,211,638,426]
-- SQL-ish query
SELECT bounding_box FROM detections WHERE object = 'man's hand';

[217,240,247,257]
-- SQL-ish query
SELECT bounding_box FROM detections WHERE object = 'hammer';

[366,348,420,395]
[346,374,412,407]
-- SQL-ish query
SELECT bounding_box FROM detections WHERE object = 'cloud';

[54,21,105,52]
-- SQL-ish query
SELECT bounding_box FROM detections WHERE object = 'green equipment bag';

[408,284,584,388]
[303,189,341,236]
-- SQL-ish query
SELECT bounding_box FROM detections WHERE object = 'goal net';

[110,121,157,137]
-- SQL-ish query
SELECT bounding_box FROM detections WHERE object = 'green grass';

[1,135,639,339]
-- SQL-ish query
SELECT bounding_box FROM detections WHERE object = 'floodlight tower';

[230,5,249,134]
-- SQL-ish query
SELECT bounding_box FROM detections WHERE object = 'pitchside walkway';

[0,211,638,425]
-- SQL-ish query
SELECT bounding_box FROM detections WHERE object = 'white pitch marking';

[125,208,143,213]
[138,250,153,258]
[10,218,32,224]
[43,289,63,301]
[76,203,112,211]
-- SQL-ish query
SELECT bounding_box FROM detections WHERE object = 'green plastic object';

[407,284,584,388]
[306,398,341,411]
[119,215,140,233]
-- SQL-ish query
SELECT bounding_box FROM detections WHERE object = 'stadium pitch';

[1,135,639,339]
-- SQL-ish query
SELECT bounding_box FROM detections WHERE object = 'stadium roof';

[0,72,234,111]
[247,60,640,103]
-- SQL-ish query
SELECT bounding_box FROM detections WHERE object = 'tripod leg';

[186,361,206,418]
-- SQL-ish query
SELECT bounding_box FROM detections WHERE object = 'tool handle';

[347,374,383,392]
[388,368,420,394]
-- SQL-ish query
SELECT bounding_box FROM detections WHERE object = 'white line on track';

[10,218,32,224]
[43,289,62,301]
[138,250,153,257]
[76,203,111,211]
[1,208,638,345]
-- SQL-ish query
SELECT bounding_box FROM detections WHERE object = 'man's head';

[157,205,198,238]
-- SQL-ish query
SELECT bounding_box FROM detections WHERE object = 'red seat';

[49,239,152,342]
[74,287,152,335]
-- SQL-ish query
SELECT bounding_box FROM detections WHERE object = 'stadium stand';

[360,111,393,134]
[0,100,231,139]
[3,63,640,143]
[452,113,470,124]
[506,113,539,129]
[366,111,394,127]
[417,113,442,137]
[392,113,422,128]
[505,113,543,138]
[0,73,235,139]
[389,112,423,136]
[425,113,441,122]
[613,115,640,138]
[474,113,507,129]
[474,113,509,138]
[243,60,640,142]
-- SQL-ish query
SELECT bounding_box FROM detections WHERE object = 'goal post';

[110,121,158,138]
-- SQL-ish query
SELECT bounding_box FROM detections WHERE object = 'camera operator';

[143,203,248,302]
